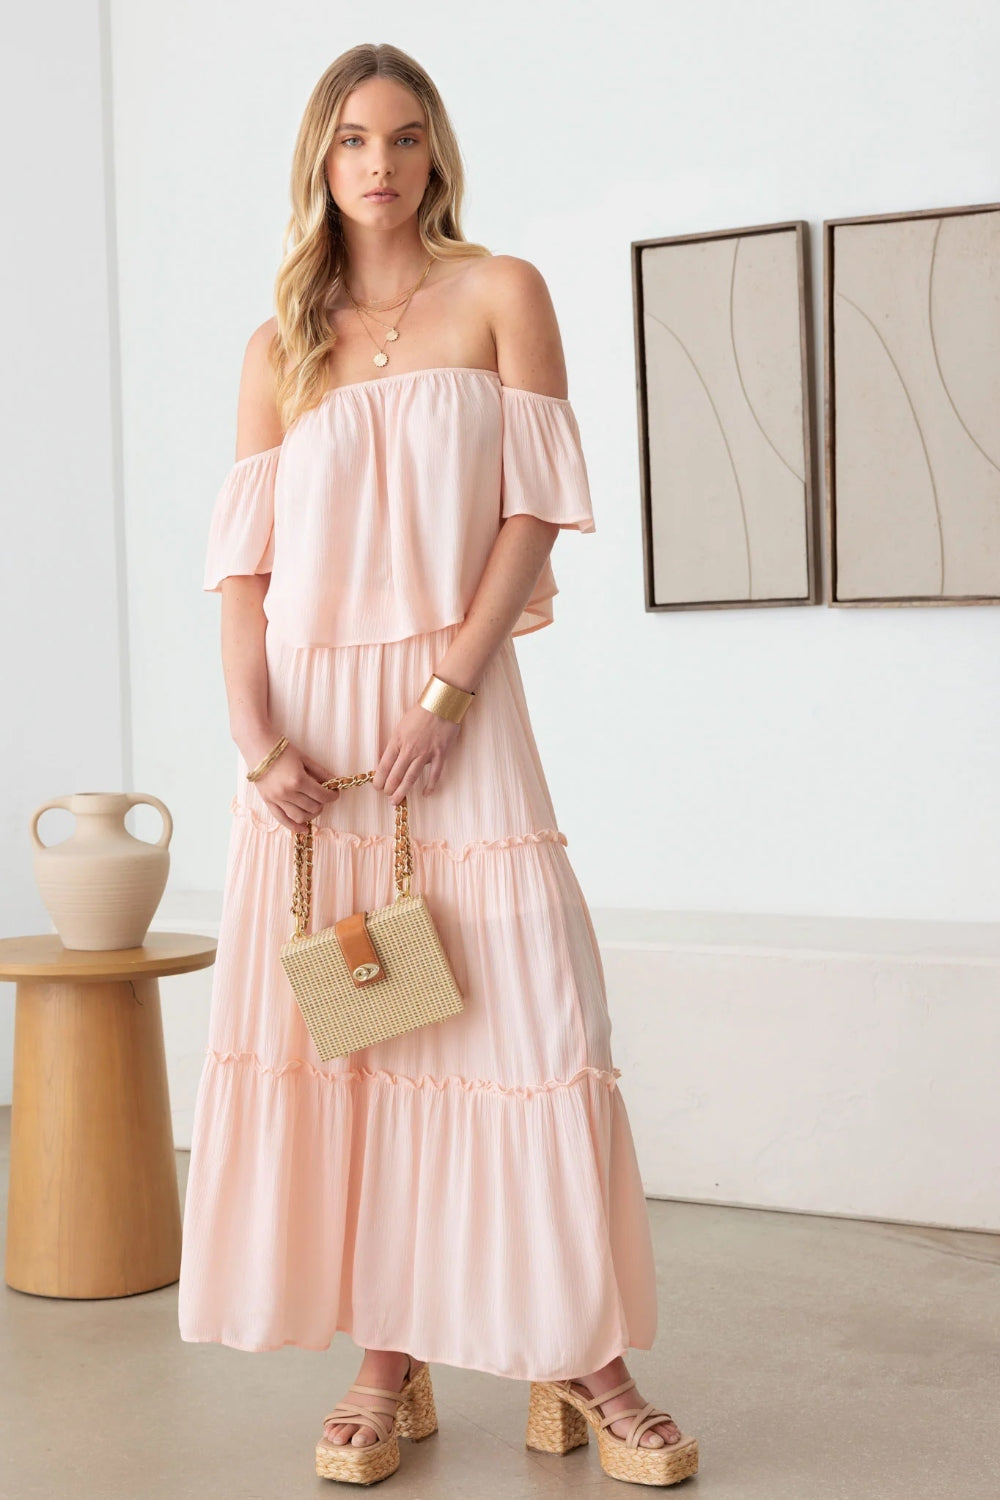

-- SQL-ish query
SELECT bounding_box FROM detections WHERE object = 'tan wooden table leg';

[6,973,182,1297]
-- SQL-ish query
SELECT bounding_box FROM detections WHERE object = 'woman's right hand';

[241,736,341,833]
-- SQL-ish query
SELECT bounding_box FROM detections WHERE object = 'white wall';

[3,2,999,1123]
[0,1,126,1103]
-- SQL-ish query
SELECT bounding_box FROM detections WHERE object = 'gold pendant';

[385,328,399,342]
[373,351,389,367]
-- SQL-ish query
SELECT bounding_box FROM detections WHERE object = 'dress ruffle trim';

[178,1042,658,1374]
[204,1047,622,1097]
[229,794,569,856]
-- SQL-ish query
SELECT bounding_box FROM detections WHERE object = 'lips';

[365,191,397,199]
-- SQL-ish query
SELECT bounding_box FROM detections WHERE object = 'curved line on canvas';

[644,308,753,596]
[729,237,805,484]
[927,216,1000,479]
[836,290,945,593]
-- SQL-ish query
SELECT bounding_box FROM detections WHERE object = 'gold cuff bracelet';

[419,674,476,724]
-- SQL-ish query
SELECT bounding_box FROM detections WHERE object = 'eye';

[339,135,419,147]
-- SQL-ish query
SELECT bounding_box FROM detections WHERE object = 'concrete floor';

[2,1105,998,1500]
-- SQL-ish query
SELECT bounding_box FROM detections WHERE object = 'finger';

[295,785,330,814]
[380,745,413,798]
[271,780,323,818]
[266,802,309,834]
[388,757,426,805]
[301,758,340,797]
[419,754,441,793]
[371,742,400,793]
[286,792,325,818]
[291,773,335,813]
[277,797,313,826]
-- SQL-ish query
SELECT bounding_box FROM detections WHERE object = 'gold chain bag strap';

[279,770,464,1061]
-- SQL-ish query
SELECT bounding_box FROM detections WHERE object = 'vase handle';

[29,797,74,853]
[125,793,174,850]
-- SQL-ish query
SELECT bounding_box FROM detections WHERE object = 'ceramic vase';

[30,792,173,950]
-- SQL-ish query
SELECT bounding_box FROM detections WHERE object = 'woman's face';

[326,77,432,230]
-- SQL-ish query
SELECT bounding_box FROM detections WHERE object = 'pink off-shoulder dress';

[177,364,658,1381]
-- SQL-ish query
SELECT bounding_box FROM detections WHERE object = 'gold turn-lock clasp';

[334,911,385,989]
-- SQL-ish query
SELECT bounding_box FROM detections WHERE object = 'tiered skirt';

[177,620,658,1381]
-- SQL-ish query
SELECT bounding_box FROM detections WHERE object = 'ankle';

[359,1348,413,1376]
[573,1355,628,1393]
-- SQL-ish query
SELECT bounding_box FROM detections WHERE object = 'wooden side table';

[1,932,216,1299]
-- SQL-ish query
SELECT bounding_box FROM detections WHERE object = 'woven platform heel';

[316,1356,438,1485]
[525,1378,591,1454]
[525,1375,698,1487]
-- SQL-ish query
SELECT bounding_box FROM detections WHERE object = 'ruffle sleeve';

[499,385,596,639]
[203,444,281,593]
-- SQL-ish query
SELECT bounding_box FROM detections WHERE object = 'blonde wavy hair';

[269,42,492,433]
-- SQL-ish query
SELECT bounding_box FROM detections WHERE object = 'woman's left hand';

[373,702,462,804]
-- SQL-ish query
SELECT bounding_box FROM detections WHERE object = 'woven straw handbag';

[279,770,464,1061]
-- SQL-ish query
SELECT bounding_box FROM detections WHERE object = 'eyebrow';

[335,120,425,133]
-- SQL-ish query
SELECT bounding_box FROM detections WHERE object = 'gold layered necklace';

[343,256,435,368]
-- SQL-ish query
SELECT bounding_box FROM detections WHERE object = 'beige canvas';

[832,207,1000,602]
[639,227,812,607]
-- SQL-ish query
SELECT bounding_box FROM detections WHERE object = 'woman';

[178,41,698,1489]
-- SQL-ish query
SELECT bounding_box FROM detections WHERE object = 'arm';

[431,256,565,694]
[221,318,284,771]
[373,256,569,804]
[217,318,340,830]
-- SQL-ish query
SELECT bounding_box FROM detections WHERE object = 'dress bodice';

[202,365,596,646]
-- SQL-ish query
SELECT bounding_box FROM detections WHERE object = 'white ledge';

[588,907,1000,964]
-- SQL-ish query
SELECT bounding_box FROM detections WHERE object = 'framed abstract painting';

[633,220,819,612]
[825,200,1000,606]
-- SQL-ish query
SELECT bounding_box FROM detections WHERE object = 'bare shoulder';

[473,255,569,400]
[470,252,547,301]
[244,314,279,364]
[234,315,284,460]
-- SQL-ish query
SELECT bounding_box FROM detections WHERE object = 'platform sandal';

[525,1373,698,1487]
[315,1356,438,1485]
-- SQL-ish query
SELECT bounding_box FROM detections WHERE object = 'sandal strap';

[568,1375,637,1408]
[564,1377,676,1449]
[595,1401,675,1447]
[322,1359,422,1440]
[322,1401,393,1443]
[628,1407,677,1448]
[341,1381,410,1401]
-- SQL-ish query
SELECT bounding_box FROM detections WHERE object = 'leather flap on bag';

[335,911,384,988]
